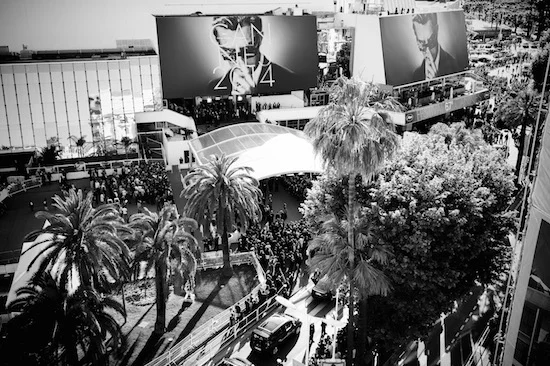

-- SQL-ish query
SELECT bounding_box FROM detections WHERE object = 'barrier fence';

[0,176,42,204]
[25,158,162,177]
[145,251,268,366]
[147,290,284,366]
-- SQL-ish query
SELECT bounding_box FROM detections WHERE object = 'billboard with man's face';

[379,10,469,86]
[156,15,318,98]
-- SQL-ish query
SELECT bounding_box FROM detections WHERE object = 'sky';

[0,0,334,52]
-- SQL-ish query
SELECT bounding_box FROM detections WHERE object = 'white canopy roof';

[188,123,323,180]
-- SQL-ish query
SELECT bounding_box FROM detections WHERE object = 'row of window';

[0,57,162,155]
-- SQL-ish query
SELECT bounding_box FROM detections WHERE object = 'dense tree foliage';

[301,123,516,358]
[3,273,125,366]
[23,190,132,294]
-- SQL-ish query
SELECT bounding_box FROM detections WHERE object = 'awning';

[188,123,323,180]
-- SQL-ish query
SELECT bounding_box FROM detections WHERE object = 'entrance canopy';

[188,123,323,180]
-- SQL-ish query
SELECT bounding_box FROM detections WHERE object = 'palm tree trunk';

[66,344,79,365]
[154,259,167,334]
[222,221,232,277]
[357,297,369,366]
[348,279,356,366]
[515,117,528,183]
[347,174,356,366]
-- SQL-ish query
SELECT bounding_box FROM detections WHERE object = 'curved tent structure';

[188,123,323,180]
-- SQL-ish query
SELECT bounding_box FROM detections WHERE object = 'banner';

[380,10,469,86]
[156,15,318,98]
[404,89,489,124]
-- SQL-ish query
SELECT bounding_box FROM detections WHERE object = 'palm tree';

[7,272,125,366]
[120,136,134,159]
[181,154,263,276]
[494,88,539,182]
[128,205,199,334]
[37,144,61,166]
[22,189,132,294]
[309,210,392,362]
[304,77,401,366]
[69,135,87,158]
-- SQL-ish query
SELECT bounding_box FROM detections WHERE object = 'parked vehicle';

[250,313,302,354]
[311,275,334,300]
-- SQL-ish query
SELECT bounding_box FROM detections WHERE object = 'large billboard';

[156,15,318,98]
[380,10,469,86]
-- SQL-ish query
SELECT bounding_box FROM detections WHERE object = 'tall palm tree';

[304,77,400,366]
[494,88,540,182]
[128,205,198,334]
[7,272,125,366]
[308,209,392,365]
[22,189,132,294]
[181,154,263,276]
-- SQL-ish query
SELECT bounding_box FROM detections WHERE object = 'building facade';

[0,55,162,157]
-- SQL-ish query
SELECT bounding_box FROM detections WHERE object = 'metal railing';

[465,325,492,366]
[145,251,267,366]
[0,176,42,204]
[181,292,282,366]
[26,158,149,177]
[145,292,282,366]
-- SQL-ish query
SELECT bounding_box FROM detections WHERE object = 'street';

[210,286,345,366]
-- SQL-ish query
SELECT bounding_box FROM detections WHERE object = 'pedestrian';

[309,323,315,344]
[43,198,48,211]
[29,201,34,212]
[321,321,327,336]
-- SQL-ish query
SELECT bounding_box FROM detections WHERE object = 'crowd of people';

[87,161,173,215]
[224,189,312,324]
[254,101,282,112]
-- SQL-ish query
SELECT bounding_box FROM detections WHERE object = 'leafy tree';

[5,273,125,366]
[181,154,262,276]
[300,123,516,362]
[128,205,198,334]
[1,273,60,365]
[303,77,401,366]
[22,189,132,294]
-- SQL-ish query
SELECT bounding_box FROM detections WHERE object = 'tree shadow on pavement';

[174,276,229,344]
[166,300,193,333]
[126,332,163,366]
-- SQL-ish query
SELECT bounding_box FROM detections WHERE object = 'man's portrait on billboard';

[208,15,295,95]
[156,14,318,98]
[412,13,459,81]
[379,10,469,86]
